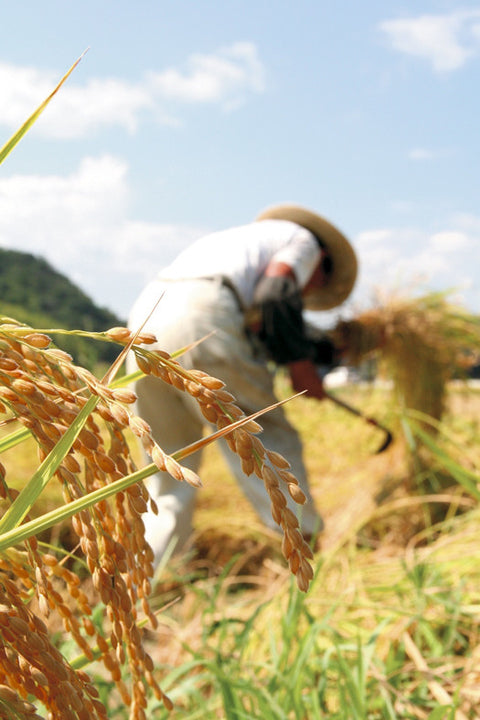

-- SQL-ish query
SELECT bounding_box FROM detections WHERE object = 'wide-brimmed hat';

[256,204,358,310]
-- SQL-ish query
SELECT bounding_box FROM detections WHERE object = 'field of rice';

[1,290,480,719]
[142,377,480,719]
[2,56,480,719]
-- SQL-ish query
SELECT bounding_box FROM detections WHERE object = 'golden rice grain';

[277,469,298,485]
[108,402,130,427]
[128,416,151,440]
[128,493,148,515]
[282,508,301,531]
[150,365,171,383]
[62,453,82,474]
[234,428,254,458]
[185,379,203,397]
[181,466,203,488]
[96,452,117,474]
[105,326,132,342]
[163,454,185,482]
[260,464,278,490]
[135,353,154,375]
[269,487,287,509]
[295,566,310,593]
[135,331,157,345]
[11,378,38,396]
[110,387,137,404]
[288,484,306,504]
[193,373,225,390]
[241,456,255,476]
[199,402,219,423]
[237,418,263,435]
[23,333,51,349]
[0,357,19,371]
[169,371,185,391]
[79,428,100,450]
[266,449,291,468]
[212,388,236,404]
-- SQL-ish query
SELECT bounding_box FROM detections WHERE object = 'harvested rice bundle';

[335,291,480,421]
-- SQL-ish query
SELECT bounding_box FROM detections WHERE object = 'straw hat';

[256,203,358,310]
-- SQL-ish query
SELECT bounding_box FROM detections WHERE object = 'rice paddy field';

[2,61,480,719]
[145,378,480,719]
[2,321,480,719]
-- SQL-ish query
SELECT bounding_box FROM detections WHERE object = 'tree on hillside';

[0,248,124,368]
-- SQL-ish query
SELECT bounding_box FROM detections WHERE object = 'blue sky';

[0,1,479,322]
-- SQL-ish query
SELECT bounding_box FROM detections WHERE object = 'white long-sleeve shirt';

[160,219,321,309]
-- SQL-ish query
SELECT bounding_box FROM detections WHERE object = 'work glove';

[252,275,315,364]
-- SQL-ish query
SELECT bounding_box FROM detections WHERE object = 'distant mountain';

[0,248,125,369]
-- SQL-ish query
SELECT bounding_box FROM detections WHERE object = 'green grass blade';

[0,426,31,452]
[0,394,98,533]
[412,422,480,501]
[0,49,88,165]
[0,387,291,547]
[0,460,156,552]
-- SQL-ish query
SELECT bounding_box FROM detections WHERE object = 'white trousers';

[127,277,323,567]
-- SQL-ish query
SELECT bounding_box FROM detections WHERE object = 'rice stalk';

[0,320,313,718]
[335,290,480,422]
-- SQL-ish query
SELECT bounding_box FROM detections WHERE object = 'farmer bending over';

[127,204,358,566]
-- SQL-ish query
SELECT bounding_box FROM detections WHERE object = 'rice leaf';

[0,393,301,551]
[0,394,98,533]
[411,421,480,501]
[0,49,88,165]
[0,425,30,452]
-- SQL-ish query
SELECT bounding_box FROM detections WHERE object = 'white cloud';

[379,9,480,72]
[1,154,480,319]
[352,221,480,312]
[390,200,416,214]
[429,230,472,252]
[407,146,454,163]
[356,228,393,246]
[148,42,265,110]
[113,220,203,281]
[452,212,480,234]
[48,78,154,138]
[408,147,434,160]
[0,155,204,317]
[0,42,266,139]
[0,63,153,138]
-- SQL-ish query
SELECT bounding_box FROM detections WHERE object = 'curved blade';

[325,391,394,454]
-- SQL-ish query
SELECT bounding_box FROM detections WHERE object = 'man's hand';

[287,358,326,400]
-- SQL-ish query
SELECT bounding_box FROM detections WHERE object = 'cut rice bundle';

[334,291,480,421]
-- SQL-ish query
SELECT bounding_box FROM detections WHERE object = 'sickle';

[324,391,394,454]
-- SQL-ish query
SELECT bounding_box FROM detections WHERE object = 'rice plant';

[0,56,314,718]
[0,314,320,718]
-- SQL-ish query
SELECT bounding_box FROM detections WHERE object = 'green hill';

[0,248,125,369]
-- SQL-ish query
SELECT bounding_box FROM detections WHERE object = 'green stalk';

[0,393,298,550]
[0,50,88,165]
[0,426,30,452]
[0,395,99,533]
[0,462,154,552]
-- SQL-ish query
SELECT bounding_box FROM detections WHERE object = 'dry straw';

[334,290,480,422]
[0,320,313,718]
